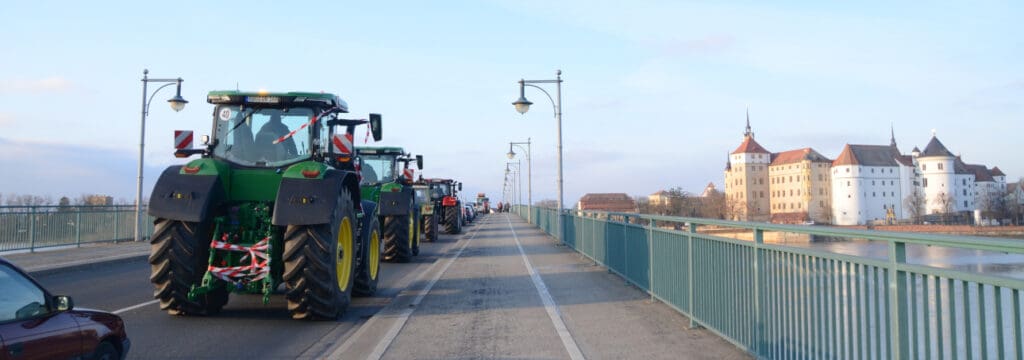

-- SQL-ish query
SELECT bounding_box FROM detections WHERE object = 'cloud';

[0,76,72,93]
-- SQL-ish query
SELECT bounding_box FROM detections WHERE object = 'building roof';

[992,167,1005,176]
[701,182,717,197]
[730,136,770,155]
[920,136,954,158]
[577,193,638,212]
[964,163,993,181]
[953,156,972,175]
[832,144,901,167]
[895,155,914,166]
[650,190,670,197]
[769,147,830,166]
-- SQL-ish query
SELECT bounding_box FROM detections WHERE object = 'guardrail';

[515,205,1024,360]
[0,205,154,252]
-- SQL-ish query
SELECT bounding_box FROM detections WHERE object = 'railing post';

[688,222,697,329]
[28,206,36,253]
[888,241,909,359]
[113,207,120,243]
[753,228,764,357]
[648,217,655,302]
[75,207,82,248]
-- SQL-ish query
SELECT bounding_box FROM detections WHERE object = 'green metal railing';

[0,205,154,252]
[515,205,1024,360]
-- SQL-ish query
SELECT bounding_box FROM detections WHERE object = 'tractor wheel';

[412,210,421,256]
[444,207,460,234]
[423,214,438,242]
[383,213,413,263]
[150,219,224,316]
[354,216,381,297]
[283,191,357,320]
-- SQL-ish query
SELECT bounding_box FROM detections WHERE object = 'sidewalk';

[327,213,749,359]
[1,241,150,275]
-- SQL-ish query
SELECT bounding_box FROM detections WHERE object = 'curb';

[24,253,150,276]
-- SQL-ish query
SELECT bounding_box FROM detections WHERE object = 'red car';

[0,258,130,360]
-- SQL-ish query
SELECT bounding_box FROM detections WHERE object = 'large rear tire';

[149,219,224,316]
[412,209,421,256]
[283,191,357,320]
[444,206,461,234]
[423,214,439,242]
[354,216,381,297]
[383,212,413,263]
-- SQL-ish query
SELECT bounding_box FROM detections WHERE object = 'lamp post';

[137,69,188,243]
[507,138,532,222]
[506,160,521,210]
[512,70,563,241]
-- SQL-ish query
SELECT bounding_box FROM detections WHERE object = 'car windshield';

[212,105,315,167]
[414,187,429,203]
[0,264,47,322]
[360,154,397,184]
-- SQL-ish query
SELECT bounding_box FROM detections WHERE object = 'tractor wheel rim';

[337,217,353,291]
[369,228,380,279]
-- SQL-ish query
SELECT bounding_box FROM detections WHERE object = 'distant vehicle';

[0,257,130,360]
[463,204,476,223]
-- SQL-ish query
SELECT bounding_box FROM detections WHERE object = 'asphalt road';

[33,214,748,360]
[33,220,472,359]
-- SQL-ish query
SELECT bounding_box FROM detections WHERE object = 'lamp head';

[168,95,188,112]
[512,97,532,114]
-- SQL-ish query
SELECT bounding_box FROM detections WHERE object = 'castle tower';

[723,110,770,221]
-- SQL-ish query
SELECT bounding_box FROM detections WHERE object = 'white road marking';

[506,214,587,360]
[327,214,491,360]
[112,299,159,315]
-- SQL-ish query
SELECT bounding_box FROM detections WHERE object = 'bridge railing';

[515,205,1024,360]
[0,205,154,252]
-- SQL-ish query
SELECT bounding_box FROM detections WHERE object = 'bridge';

[3,206,1024,359]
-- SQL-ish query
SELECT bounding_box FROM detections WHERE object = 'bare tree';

[536,199,558,209]
[699,189,728,219]
[903,189,926,224]
[936,192,956,224]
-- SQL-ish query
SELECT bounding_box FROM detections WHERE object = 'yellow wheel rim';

[336,217,353,292]
[408,211,415,249]
[369,228,380,280]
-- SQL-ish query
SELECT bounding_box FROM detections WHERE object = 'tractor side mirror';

[416,155,423,170]
[458,183,463,191]
[369,113,382,141]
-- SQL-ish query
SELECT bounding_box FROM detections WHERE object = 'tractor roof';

[206,90,348,112]
[356,146,406,155]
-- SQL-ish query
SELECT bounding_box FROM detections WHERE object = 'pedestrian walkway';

[330,213,749,359]
[1,240,149,275]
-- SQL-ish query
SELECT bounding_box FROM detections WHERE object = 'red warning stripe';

[174,130,193,150]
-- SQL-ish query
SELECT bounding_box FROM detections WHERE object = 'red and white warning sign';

[332,133,354,155]
[403,168,414,182]
[174,130,193,150]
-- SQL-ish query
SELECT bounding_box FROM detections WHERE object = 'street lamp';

[136,69,188,243]
[512,70,563,241]
[507,138,532,222]
[506,161,521,210]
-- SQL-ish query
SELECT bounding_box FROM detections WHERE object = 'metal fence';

[0,205,154,252]
[515,206,1024,360]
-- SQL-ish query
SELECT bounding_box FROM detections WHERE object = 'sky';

[1,0,1021,206]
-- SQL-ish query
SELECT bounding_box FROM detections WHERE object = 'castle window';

[846,168,850,173]
[963,179,967,186]
[873,192,876,197]
[872,181,875,185]
[922,164,927,171]
[923,178,928,187]
[847,181,851,186]
[938,163,944,170]
[891,192,895,197]
[964,200,968,207]
[963,189,967,196]
[872,168,875,173]
[882,192,886,197]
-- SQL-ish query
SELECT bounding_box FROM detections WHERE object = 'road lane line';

[506,214,586,360]
[327,214,492,359]
[112,299,159,315]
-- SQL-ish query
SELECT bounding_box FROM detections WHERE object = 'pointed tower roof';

[731,136,770,155]
[890,123,897,148]
[920,136,954,158]
[992,167,1005,176]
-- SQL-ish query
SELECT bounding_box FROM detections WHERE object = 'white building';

[831,142,911,225]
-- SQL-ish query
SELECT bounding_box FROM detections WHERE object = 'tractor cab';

[356,147,406,185]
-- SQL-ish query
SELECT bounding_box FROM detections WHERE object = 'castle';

[724,114,1007,225]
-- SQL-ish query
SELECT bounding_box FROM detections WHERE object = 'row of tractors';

[147,90,470,320]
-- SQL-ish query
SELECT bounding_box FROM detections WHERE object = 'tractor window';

[213,106,314,167]
[360,154,396,184]
[414,187,429,203]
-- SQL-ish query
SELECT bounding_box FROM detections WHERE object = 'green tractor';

[356,146,423,263]
[147,90,383,320]
[421,178,463,234]
[413,178,439,243]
